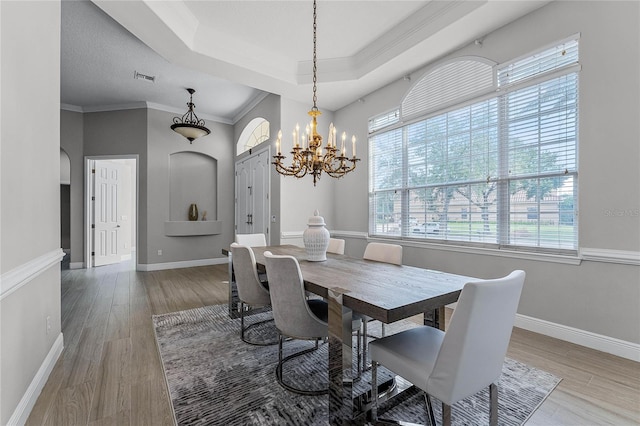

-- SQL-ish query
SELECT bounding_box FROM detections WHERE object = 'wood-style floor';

[27,259,639,425]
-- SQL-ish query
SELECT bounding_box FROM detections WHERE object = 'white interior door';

[235,149,270,240]
[250,150,269,236]
[93,160,124,266]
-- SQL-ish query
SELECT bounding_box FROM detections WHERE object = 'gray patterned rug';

[153,304,560,425]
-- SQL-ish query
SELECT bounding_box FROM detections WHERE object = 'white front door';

[93,160,124,266]
[235,149,270,240]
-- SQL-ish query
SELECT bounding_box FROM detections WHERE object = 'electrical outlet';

[158,249,163,256]
[271,215,276,223]
[46,316,51,334]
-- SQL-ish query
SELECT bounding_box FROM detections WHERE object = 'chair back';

[363,242,403,265]
[327,238,345,255]
[235,233,267,247]
[263,251,327,339]
[230,243,271,306]
[428,270,525,405]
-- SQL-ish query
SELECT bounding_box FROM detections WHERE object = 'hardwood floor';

[27,260,639,425]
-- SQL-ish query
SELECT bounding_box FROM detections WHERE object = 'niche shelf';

[164,220,222,236]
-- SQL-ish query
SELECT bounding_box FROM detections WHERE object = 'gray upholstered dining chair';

[235,233,267,282]
[230,243,276,346]
[370,270,525,426]
[327,237,345,255]
[263,251,329,395]
[357,242,403,371]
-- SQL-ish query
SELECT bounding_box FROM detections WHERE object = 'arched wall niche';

[60,148,71,185]
[169,151,217,221]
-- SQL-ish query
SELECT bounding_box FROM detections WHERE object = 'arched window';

[237,117,270,155]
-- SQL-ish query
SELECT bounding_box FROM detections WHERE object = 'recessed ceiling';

[62,0,550,123]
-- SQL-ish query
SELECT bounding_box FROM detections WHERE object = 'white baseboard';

[69,262,84,269]
[138,257,228,272]
[8,333,64,426]
[514,314,640,362]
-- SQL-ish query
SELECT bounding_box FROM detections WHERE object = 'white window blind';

[402,58,496,120]
[498,38,579,87]
[369,39,579,252]
[368,109,399,133]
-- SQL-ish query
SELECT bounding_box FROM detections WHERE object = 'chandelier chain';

[271,0,359,185]
[312,0,318,111]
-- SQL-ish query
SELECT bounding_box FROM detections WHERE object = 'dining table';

[241,245,475,425]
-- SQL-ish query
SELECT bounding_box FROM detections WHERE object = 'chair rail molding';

[579,247,640,266]
[0,248,65,300]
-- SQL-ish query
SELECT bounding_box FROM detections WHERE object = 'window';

[369,38,579,252]
[237,117,270,155]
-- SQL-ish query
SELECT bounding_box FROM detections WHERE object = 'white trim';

[60,103,83,112]
[280,231,303,240]
[0,249,65,301]
[231,92,270,125]
[330,230,368,239]
[515,314,640,362]
[8,333,64,426]
[60,102,233,124]
[580,248,640,266]
[137,257,228,272]
[69,262,85,270]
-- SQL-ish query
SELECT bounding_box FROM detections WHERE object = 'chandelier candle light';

[272,0,360,186]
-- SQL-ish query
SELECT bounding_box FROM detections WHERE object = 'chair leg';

[240,301,245,340]
[442,402,451,426]
[489,383,498,426]
[424,393,436,426]
[371,361,378,421]
[356,328,361,377]
[362,320,368,370]
[275,336,328,396]
[381,322,386,337]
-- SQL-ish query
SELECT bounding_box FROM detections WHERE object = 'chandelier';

[171,88,210,143]
[272,0,359,186]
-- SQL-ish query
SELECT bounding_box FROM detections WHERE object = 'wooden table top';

[250,245,474,324]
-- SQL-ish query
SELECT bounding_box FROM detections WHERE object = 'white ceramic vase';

[303,210,330,262]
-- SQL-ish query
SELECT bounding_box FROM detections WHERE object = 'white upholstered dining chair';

[230,243,276,346]
[263,251,329,395]
[235,233,267,247]
[357,242,404,371]
[370,270,525,426]
[327,238,346,255]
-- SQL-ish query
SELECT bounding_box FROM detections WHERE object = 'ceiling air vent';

[134,71,155,83]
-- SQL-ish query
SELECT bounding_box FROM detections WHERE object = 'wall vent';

[134,71,156,83]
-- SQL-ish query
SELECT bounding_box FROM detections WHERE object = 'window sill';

[332,231,582,265]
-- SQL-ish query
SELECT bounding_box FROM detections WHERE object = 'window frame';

[368,38,580,255]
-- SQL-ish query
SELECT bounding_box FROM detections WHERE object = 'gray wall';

[146,108,235,264]
[69,107,236,267]
[83,108,149,262]
[60,109,84,265]
[332,0,640,344]
[0,1,62,423]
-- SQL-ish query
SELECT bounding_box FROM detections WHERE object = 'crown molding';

[59,102,233,125]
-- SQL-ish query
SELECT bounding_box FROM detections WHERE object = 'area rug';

[153,304,560,425]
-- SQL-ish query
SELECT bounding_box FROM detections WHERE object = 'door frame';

[84,154,139,269]
[234,146,271,242]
